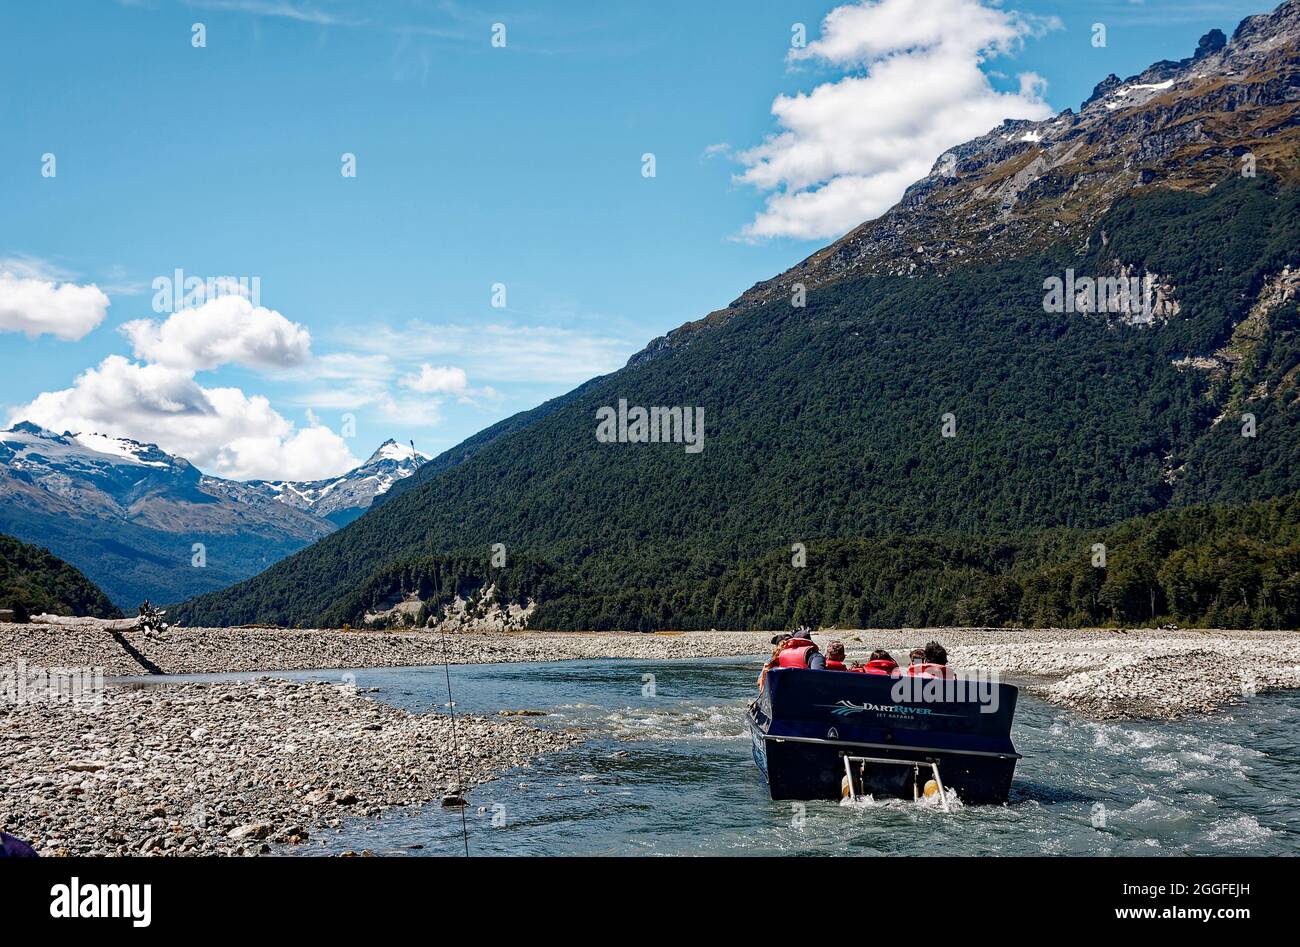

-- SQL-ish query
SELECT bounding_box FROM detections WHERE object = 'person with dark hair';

[851,648,900,675]
[905,640,957,679]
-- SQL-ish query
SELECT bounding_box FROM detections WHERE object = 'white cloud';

[734,0,1060,241]
[8,355,357,481]
[121,295,312,371]
[286,356,501,428]
[399,364,469,395]
[789,0,1040,65]
[0,259,110,341]
[342,322,634,384]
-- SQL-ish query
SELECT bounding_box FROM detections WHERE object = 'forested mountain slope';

[0,533,122,622]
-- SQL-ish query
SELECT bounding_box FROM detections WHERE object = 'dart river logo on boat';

[825,700,953,718]
[820,671,1001,717]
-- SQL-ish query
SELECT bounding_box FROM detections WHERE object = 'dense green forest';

[174,177,1300,631]
[305,493,1298,632]
[0,533,123,621]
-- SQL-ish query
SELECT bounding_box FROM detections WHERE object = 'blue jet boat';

[747,668,1021,804]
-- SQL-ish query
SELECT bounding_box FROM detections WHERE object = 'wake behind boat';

[747,667,1021,804]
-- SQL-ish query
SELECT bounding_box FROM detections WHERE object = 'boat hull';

[749,668,1020,804]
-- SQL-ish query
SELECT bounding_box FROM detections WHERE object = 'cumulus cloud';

[121,295,312,371]
[399,364,469,395]
[8,355,358,481]
[0,259,110,341]
[734,0,1060,241]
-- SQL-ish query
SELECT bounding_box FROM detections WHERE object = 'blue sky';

[0,0,1273,479]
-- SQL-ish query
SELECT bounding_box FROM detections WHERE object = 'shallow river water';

[120,657,1300,856]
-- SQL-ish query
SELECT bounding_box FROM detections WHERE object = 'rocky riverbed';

[0,677,578,856]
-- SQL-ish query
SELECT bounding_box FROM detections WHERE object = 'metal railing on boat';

[841,755,951,813]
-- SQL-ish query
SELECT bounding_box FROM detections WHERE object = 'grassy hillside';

[175,177,1300,630]
[0,533,123,621]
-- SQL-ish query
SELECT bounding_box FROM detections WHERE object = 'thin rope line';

[435,564,470,857]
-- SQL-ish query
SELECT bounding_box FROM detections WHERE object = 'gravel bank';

[0,678,577,856]
[4,620,1298,721]
[1,619,774,676]
[832,628,1300,719]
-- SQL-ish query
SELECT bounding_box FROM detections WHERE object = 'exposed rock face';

[630,1,1300,365]
[1195,29,1228,60]
[364,583,536,632]
[1172,265,1300,403]
[431,585,537,633]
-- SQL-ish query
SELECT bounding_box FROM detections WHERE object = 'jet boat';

[747,667,1021,804]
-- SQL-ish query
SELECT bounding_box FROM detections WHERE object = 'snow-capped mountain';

[237,439,428,526]
[0,423,424,606]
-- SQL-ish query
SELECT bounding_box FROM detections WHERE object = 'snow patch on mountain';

[242,439,428,525]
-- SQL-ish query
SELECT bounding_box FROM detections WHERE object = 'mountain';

[635,5,1300,358]
[0,532,122,622]
[238,439,427,527]
[175,2,1300,631]
[0,424,425,608]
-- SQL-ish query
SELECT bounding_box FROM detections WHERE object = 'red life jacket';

[777,645,816,668]
[775,638,818,669]
[905,662,957,679]
[824,660,848,671]
[853,658,899,675]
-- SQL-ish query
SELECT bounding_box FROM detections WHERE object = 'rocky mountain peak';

[364,439,426,466]
[1195,29,1228,60]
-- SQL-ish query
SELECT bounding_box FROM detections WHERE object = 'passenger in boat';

[907,647,926,669]
[823,641,848,671]
[757,642,784,689]
[758,632,823,688]
[905,640,958,679]
[774,632,825,669]
[851,649,899,675]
